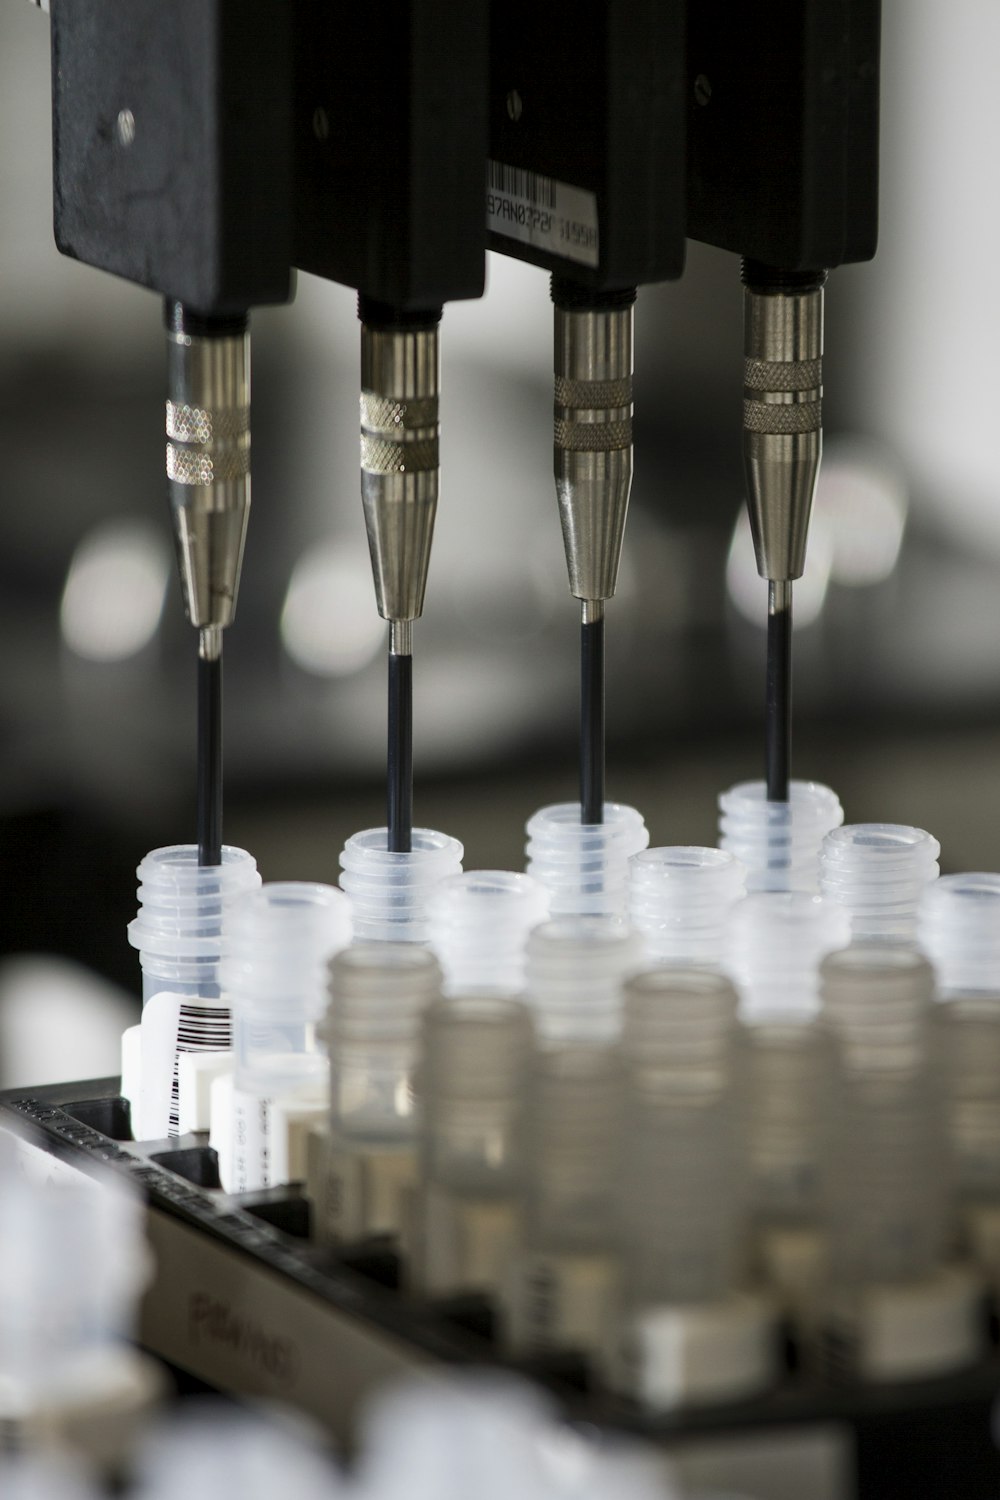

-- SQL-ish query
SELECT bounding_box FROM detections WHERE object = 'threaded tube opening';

[628,846,746,964]
[428,871,549,994]
[525,802,649,917]
[718,780,843,893]
[727,891,851,1022]
[820,824,940,941]
[224,882,352,1016]
[920,873,1000,995]
[127,844,261,960]
[339,827,463,943]
[525,916,643,1045]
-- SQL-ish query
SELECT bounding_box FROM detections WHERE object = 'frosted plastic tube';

[820,945,948,1285]
[525,802,649,918]
[627,846,746,967]
[339,827,463,943]
[727,891,850,1023]
[419,994,533,1196]
[127,843,261,1007]
[525,1045,623,1256]
[326,941,442,1145]
[427,870,549,995]
[619,968,742,1306]
[819,823,940,943]
[525,916,644,1045]
[226,882,352,1098]
[718,780,843,893]
[919,872,1000,996]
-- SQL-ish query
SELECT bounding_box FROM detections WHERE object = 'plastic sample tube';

[339,827,463,943]
[819,945,981,1380]
[126,843,261,1137]
[525,802,649,919]
[0,1130,158,1467]
[615,968,777,1409]
[819,823,940,943]
[524,916,644,1045]
[314,941,443,1242]
[222,881,352,1191]
[427,870,550,995]
[504,1045,624,1372]
[627,846,746,966]
[718,780,843,893]
[726,893,850,1338]
[919,875,1000,1243]
[414,993,534,1296]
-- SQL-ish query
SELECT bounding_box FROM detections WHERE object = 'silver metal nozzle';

[166,322,250,632]
[553,299,633,605]
[742,281,824,583]
[360,323,439,624]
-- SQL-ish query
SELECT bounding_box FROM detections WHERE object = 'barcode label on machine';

[487,160,599,269]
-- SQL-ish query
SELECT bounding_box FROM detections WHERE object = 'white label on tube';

[231,1087,271,1194]
[487,160,599,268]
[138,992,182,1140]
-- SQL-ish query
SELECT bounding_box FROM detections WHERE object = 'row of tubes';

[121,778,1000,1407]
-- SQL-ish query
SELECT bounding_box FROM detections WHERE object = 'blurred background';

[0,0,998,1085]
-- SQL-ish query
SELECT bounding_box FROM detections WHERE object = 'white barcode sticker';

[487,160,599,268]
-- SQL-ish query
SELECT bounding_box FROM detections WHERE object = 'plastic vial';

[627,846,746,967]
[920,874,1000,1267]
[315,942,443,1243]
[339,826,463,943]
[524,916,644,1046]
[504,1045,624,1372]
[0,1132,157,1464]
[414,993,534,1297]
[820,946,981,1379]
[427,870,550,995]
[222,881,352,1192]
[718,780,843,893]
[525,802,649,919]
[616,968,777,1409]
[819,823,940,943]
[726,893,850,1339]
[126,843,261,1137]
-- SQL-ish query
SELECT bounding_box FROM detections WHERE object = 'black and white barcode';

[170,1001,231,1134]
[488,161,556,208]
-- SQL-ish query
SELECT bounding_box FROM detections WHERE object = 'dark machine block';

[686,0,880,269]
[488,0,687,291]
[50,0,293,312]
[293,0,488,310]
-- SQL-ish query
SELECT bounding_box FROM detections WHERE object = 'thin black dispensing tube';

[580,613,606,824]
[387,644,413,853]
[765,581,792,802]
[197,646,223,866]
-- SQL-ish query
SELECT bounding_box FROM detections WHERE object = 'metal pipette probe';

[359,300,441,855]
[741,264,825,802]
[165,302,251,865]
[552,279,635,825]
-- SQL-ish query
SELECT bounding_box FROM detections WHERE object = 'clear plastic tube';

[326,942,442,1146]
[718,780,843,893]
[525,802,649,918]
[820,946,948,1285]
[919,874,1000,1206]
[627,846,746,967]
[820,824,940,943]
[525,1045,623,1257]
[524,916,644,1046]
[226,882,352,1098]
[0,1132,150,1408]
[127,843,261,1007]
[427,870,549,995]
[419,994,533,1197]
[339,827,464,943]
[619,968,742,1306]
[727,892,851,1023]
[919,872,1000,996]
